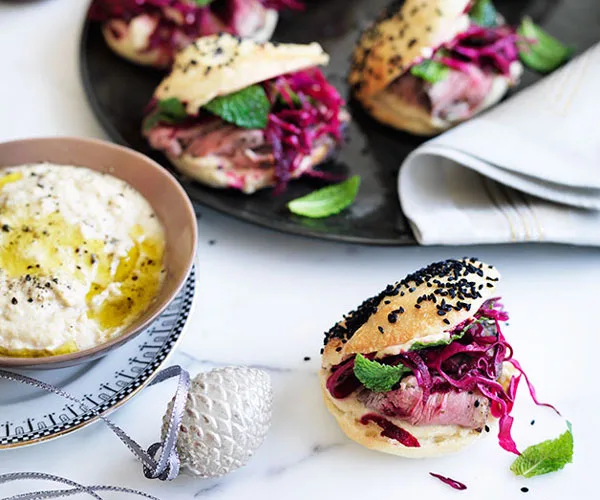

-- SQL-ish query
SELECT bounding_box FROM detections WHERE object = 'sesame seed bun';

[319,363,517,458]
[155,34,330,115]
[101,11,280,70]
[167,139,334,194]
[348,0,471,102]
[321,258,500,369]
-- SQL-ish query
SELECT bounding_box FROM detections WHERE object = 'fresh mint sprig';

[287,176,360,219]
[353,354,411,393]
[203,85,270,129]
[143,98,188,131]
[469,0,498,28]
[410,60,449,83]
[518,17,573,73]
[510,422,574,478]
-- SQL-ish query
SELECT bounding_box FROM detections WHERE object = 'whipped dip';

[0,163,166,356]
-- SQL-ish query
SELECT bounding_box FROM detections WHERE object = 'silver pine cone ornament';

[162,366,273,478]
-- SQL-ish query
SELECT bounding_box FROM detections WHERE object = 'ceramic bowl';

[0,137,197,369]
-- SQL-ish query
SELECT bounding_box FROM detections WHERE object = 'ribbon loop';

[0,366,192,485]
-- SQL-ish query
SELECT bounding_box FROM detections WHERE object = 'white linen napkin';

[398,43,600,246]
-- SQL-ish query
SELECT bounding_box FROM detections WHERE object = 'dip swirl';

[0,164,166,356]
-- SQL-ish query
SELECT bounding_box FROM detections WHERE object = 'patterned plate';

[0,266,196,449]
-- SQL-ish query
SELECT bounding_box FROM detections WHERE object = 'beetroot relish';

[360,413,420,447]
[326,299,558,455]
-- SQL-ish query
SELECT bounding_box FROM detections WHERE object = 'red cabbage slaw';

[413,22,521,80]
[265,68,344,192]
[326,298,559,455]
[440,25,521,77]
[88,1,303,54]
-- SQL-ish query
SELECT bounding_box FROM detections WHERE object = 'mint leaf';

[203,85,270,129]
[410,60,449,83]
[410,339,454,351]
[158,97,187,119]
[518,17,573,73]
[354,354,411,393]
[189,0,215,6]
[143,98,188,131]
[469,0,498,28]
[287,176,360,219]
[510,426,574,478]
[410,317,489,351]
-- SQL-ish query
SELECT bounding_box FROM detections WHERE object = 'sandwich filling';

[144,68,347,193]
[400,23,522,124]
[88,0,302,66]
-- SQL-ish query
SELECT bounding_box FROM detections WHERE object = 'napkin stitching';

[482,177,518,242]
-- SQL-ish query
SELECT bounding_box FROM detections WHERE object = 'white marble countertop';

[0,1,596,498]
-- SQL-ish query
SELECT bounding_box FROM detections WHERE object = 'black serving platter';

[80,0,600,245]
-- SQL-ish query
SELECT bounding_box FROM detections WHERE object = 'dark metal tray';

[80,0,599,245]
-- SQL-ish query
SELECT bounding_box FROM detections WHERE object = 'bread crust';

[322,258,500,368]
[155,34,329,115]
[348,0,470,102]
[101,11,279,69]
[168,140,333,194]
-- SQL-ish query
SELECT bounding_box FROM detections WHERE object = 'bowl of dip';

[0,137,197,369]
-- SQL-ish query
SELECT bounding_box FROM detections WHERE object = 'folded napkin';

[398,43,600,246]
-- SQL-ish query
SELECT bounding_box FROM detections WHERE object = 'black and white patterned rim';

[0,266,196,449]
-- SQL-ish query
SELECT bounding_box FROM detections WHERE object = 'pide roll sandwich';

[320,258,549,458]
[143,34,348,194]
[349,0,523,135]
[88,0,302,69]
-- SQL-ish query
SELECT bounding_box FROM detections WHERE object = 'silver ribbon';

[0,472,161,500]
[0,365,192,497]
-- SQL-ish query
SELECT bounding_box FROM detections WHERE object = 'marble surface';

[0,1,596,498]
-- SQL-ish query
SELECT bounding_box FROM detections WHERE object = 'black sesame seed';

[11,297,18,305]
[443,318,450,325]
[521,487,529,493]
[388,313,397,323]
[415,304,421,309]
[384,300,391,305]
[378,326,384,333]
[530,420,535,425]
[407,38,417,48]
[474,400,480,408]
[485,425,490,432]
[27,298,33,303]
[1,224,10,232]
[335,346,342,352]
[303,356,311,361]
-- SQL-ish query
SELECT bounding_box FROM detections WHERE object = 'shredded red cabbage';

[326,298,559,455]
[429,472,467,490]
[413,22,521,80]
[443,25,521,77]
[88,0,303,59]
[264,68,345,192]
